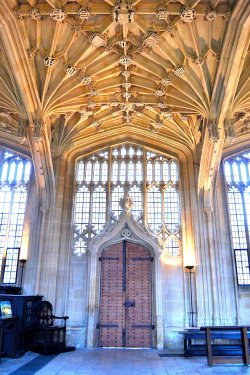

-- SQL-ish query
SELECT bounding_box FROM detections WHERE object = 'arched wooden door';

[99,241,153,348]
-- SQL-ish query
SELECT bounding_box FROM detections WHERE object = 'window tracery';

[0,148,31,284]
[224,151,250,286]
[73,145,180,256]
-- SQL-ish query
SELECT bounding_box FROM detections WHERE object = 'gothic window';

[73,145,180,256]
[224,151,250,286]
[0,148,31,284]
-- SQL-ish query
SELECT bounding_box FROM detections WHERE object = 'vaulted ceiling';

[0,0,249,206]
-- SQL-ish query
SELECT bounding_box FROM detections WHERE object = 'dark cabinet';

[0,294,43,357]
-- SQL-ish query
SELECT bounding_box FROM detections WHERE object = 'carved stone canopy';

[88,210,161,256]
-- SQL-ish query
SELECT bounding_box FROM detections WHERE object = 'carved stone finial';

[113,0,135,25]
[87,100,96,109]
[40,203,49,214]
[122,70,131,79]
[161,75,171,86]
[142,32,160,49]
[81,75,92,85]
[30,7,41,21]
[121,228,131,237]
[44,56,56,67]
[78,7,91,20]
[224,119,235,141]
[155,88,165,97]
[33,119,45,141]
[120,193,133,213]
[173,66,185,76]
[119,54,132,66]
[50,8,66,22]
[17,118,28,144]
[205,10,217,22]
[122,82,131,90]
[89,33,107,48]
[89,88,98,97]
[161,109,173,119]
[158,101,167,109]
[244,117,250,129]
[151,114,163,132]
[208,120,219,142]
[156,4,169,21]
[180,8,196,23]
[123,91,132,100]
[195,56,205,65]
[66,65,76,76]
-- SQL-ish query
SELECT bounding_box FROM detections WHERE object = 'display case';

[0,294,43,357]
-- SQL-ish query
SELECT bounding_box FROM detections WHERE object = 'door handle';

[124,300,135,307]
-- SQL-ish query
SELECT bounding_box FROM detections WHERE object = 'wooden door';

[99,241,152,348]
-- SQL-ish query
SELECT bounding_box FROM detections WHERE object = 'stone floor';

[1,349,250,375]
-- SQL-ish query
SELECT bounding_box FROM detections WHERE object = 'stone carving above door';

[88,209,162,256]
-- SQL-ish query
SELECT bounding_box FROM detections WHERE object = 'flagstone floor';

[1,349,250,375]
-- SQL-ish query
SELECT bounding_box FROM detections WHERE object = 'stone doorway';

[98,241,152,348]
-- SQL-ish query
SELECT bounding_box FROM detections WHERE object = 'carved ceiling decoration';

[0,0,249,156]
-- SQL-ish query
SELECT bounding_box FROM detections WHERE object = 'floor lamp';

[19,259,27,289]
[185,265,195,327]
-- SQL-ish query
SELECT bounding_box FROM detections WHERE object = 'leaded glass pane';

[170,160,178,183]
[147,162,153,183]
[120,161,126,182]
[93,161,100,182]
[244,187,250,236]
[163,161,169,183]
[147,185,162,233]
[224,161,231,183]
[224,151,250,286]
[155,161,161,183]
[8,162,16,182]
[75,186,90,232]
[164,186,180,233]
[232,162,240,183]
[3,247,20,284]
[136,161,142,182]
[121,146,126,157]
[76,162,84,182]
[101,162,108,182]
[74,145,180,257]
[240,162,248,184]
[228,188,247,249]
[128,161,134,182]
[85,161,92,182]
[112,185,124,219]
[129,185,143,220]
[24,163,31,183]
[92,186,106,233]
[166,237,180,256]
[112,161,118,183]
[8,187,27,248]
[74,238,87,257]
[235,250,250,285]
[0,149,31,284]
[1,162,8,182]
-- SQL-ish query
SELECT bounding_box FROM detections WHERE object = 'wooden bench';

[179,326,250,366]
[201,326,250,366]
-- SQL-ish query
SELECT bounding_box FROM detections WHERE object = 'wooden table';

[200,326,250,366]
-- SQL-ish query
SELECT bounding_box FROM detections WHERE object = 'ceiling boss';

[113,0,135,25]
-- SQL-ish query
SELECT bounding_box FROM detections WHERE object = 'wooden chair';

[34,301,75,355]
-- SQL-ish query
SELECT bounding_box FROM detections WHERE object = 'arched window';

[0,148,32,284]
[224,151,250,286]
[73,145,180,256]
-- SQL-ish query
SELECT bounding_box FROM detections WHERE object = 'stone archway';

[86,210,165,349]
